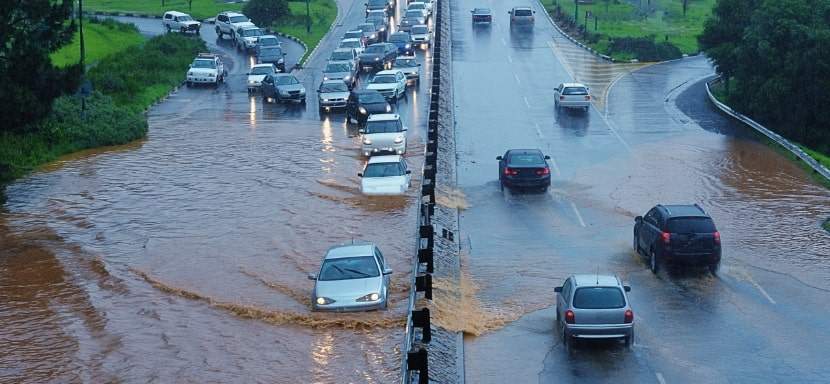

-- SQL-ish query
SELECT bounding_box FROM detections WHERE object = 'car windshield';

[411,26,428,34]
[365,120,402,134]
[358,92,386,103]
[318,256,379,281]
[390,33,410,42]
[366,45,386,53]
[325,63,350,72]
[563,87,588,95]
[259,37,279,46]
[394,58,417,67]
[331,51,353,60]
[367,16,385,24]
[320,82,349,93]
[409,3,425,9]
[275,76,299,85]
[250,66,273,75]
[573,287,626,309]
[242,28,262,37]
[178,15,193,21]
[192,59,215,69]
[405,11,424,18]
[345,31,362,39]
[364,162,403,177]
[229,15,248,23]
[371,74,398,84]
[368,0,387,5]
[259,47,281,56]
[667,218,716,233]
[514,9,533,16]
[341,40,360,48]
[359,24,376,32]
[508,153,544,165]
[474,8,491,14]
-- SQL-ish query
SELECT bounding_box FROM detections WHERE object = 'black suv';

[358,43,398,71]
[346,89,392,125]
[633,204,721,274]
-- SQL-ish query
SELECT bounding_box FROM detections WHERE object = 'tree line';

[700,0,830,153]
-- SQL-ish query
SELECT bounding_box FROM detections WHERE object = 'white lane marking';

[507,54,513,63]
[591,104,633,153]
[656,372,667,384]
[513,73,521,84]
[569,201,586,227]
[745,272,777,305]
[523,96,531,109]
[534,122,545,139]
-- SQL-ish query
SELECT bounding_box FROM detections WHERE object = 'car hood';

[276,84,306,92]
[367,83,398,92]
[394,65,419,73]
[359,52,383,61]
[323,71,351,79]
[248,74,267,83]
[181,20,200,26]
[319,91,350,100]
[189,68,217,75]
[411,33,430,40]
[362,102,391,113]
[401,17,425,25]
[315,277,383,301]
[361,175,408,195]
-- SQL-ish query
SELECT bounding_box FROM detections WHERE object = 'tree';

[0,0,81,132]
[243,0,290,28]
[698,0,761,91]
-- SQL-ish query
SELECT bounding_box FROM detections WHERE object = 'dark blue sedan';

[388,31,414,55]
[497,149,552,192]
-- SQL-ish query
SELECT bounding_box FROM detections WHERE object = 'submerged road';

[1,0,435,382]
[451,0,830,383]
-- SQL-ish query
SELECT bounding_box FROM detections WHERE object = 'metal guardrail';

[705,77,830,182]
[401,1,444,383]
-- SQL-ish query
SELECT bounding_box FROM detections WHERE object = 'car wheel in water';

[633,234,640,255]
[650,249,660,274]
[625,331,633,349]
[215,26,221,36]
[180,27,186,33]
[166,25,171,33]
[708,261,720,275]
[563,330,572,351]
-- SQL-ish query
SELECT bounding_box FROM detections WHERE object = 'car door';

[642,209,661,251]
[400,159,411,186]
[397,72,406,92]
[557,278,572,326]
[374,247,389,290]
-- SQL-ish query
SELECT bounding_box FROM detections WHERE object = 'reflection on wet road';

[0,0,432,382]
[451,0,830,383]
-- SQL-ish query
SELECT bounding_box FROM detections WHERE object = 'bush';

[608,36,682,61]
[243,0,290,27]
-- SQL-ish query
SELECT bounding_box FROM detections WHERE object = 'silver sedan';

[308,242,392,311]
[555,274,634,349]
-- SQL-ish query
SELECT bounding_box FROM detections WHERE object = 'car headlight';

[370,33,377,38]
[299,89,306,94]
[394,136,404,144]
[323,76,329,80]
[379,26,386,32]
[278,58,284,63]
[343,75,351,81]
[385,104,392,112]
[359,106,368,114]
[248,80,256,85]
[316,297,335,305]
[356,292,380,302]
[374,57,380,61]
[362,137,372,145]
[405,44,411,48]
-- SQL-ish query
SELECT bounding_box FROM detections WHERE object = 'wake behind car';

[634,204,722,274]
[186,53,226,87]
[360,113,407,156]
[359,43,398,71]
[366,70,407,102]
[162,11,200,34]
[318,80,351,112]
[409,24,431,49]
[358,155,412,196]
[508,6,536,26]
[388,31,414,55]
[471,7,493,24]
[215,11,249,37]
[393,56,420,84]
[234,24,263,52]
[555,274,634,350]
[262,73,307,104]
[323,60,357,89]
[554,82,592,111]
[346,90,392,125]
[497,149,552,192]
[256,45,285,71]
[308,241,392,311]
[247,63,277,93]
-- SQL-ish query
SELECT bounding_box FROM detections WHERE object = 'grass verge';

[540,0,714,61]
[51,18,145,67]
[84,0,242,20]
[278,0,338,64]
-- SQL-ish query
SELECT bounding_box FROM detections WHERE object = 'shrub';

[243,0,290,27]
[608,36,682,61]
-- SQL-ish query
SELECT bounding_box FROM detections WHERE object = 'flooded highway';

[0,0,433,382]
[450,0,830,383]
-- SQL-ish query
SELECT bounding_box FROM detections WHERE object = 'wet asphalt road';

[452,1,830,383]
[1,1,435,382]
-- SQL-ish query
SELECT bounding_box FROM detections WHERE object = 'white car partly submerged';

[359,155,412,196]
[247,63,277,93]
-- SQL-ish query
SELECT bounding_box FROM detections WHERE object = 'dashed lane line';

[569,201,586,227]
[514,73,521,84]
[523,96,531,109]
[656,372,667,384]
[744,271,777,305]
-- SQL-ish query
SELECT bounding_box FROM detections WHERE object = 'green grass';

[51,20,145,67]
[541,0,714,59]
[799,145,830,170]
[278,0,337,64]
[823,218,830,233]
[84,0,242,20]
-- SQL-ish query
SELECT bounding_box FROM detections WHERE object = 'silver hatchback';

[555,274,634,349]
[307,241,392,312]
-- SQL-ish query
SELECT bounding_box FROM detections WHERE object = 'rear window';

[573,287,625,309]
[229,15,248,23]
[406,10,424,18]
[411,26,428,34]
[508,153,544,165]
[667,217,716,233]
[514,9,533,16]
[563,87,588,95]
[368,0,387,5]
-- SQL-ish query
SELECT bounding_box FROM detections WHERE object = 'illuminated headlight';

[359,106,368,114]
[343,75,351,81]
[405,43,411,49]
[356,292,380,302]
[374,57,380,61]
[248,80,256,85]
[370,33,377,39]
[379,26,386,32]
[385,104,392,112]
[316,297,335,305]
[323,76,329,80]
[362,137,372,145]
[299,89,306,94]
[393,136,403,144]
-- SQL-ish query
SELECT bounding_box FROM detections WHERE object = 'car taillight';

[559,95,565,100]
[713,231,721,244]
[565,309,575,324]
[535,167,550,175]
[624,309,634,323]
[584,95,591,101]
[503,167,518,176]
[661,232,671,244]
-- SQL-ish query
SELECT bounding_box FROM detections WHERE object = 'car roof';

[473,8,492,13]
[325,242,376,259]
[507,149,543,155]
[326,60,351,65]
[562,82,588,88]
[658,204,708,218]
[368,155,403,164]
[512,6,533,10]
[342,38,361,43]
[221,11,246,17]
[376,69,403,76]
[412,24,429,29]
[259,34,278,39]
[165,11,189,16]
[320,79,348,86]
[251,63,274,68]
[367,113,400,121]
[572,274,622,287]
[238,23,258,30]
[274,73,296,78]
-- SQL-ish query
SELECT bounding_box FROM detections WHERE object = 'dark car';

[471,7,493,24]
[346,89,392,125]
[262,73,307,104]
[256,45,286,71]
[388,31,414,55]
[366,0,392,14]
[356,23,381,44]
[366,13,389,40]
[633,204,722,274]
[497,149,552,192]
[359,43,398,71]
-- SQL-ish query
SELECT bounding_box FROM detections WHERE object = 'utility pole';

[79,0,87,112]
[574,0,579,24]
[306,0,311,33]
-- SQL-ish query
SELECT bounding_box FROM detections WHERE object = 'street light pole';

[574,0,579,25]
[306,0,311,33]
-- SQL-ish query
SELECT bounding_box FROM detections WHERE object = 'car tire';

[708,261,720,275]
[166,25,171,33]
[186,81,192,88]
[215,26,221,36]
[499,181,504,191]
[583,106,589,112]
[633,233,640,255]
[625,331,633,349]
[650,249,660,274]
[180,27,186,34]
[540,185,548,193]
[563,330,572,352]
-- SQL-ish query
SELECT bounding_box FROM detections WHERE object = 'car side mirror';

[358,129,365,134]
[307,273,317,280]
[383,268,393,275]
[188,64,192,68]
[624,285,631,292]
[417,63,421,66]
[402,127,408,131]
[554,286,562,293]
[635,216,643,223]
[544,155,551,160]
[283,52,287,56]
[357,172,363,177]
[406,170,412,174]
[496,156,502,160]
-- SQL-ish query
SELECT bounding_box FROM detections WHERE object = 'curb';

[705,77,830,182]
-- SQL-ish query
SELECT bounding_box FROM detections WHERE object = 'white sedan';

[358,155,412,195]
[366,70,407,102]
[247,63,277,93]
[554,82,592,111]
